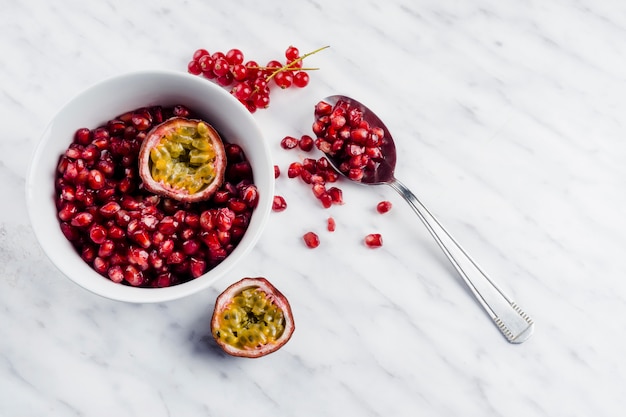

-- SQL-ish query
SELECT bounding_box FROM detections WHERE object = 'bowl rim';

[26,69,274,303]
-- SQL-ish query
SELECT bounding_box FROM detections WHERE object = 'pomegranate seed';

[149,251,164,270]
[280,136,299,149]
[287,162,302,178]
[158,239,175,258]
[81,245,96,263]
[158,216,179,235]
[312,183,326,198]
[272,195,287,212]
[60,222,79,241]
[108,265,124,283]
[124,265,144,286]
[301,158,316,173]
[82,145,99,161]
[132,230,152,249]
[58,202,78,222]
[128,246,149,270]
[310,174,325,185]
[377,201,393,214]
[315,100,333,116]
[190,258,207,278]
[184,213,200,229]
[303,232,320,248]
[115,210,131,227]
[98,240,115,258]
[348,168,364,182]
[319,192,333,208]
[89,224,108,244]
[241,185,259,208]
[182,239,201,255]
[327,217,336,232]
[107,225,125,240]
[199,211,215,230]
[328,187,344,204]
[93,257,109,275]
[167,251,185,265]
[74,128,92,145]
[228,199,248,213]
[99,201,120,217]
[71,212,94,228]
[156,272,172,287]
[300,170,313,184]
[181,227,195,240]
[299,135,314,151]
[364,233,383,248]
[274,165,281,178]
[215,208,235,231]
[140,214,159,230]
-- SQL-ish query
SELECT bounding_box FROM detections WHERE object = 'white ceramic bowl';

[26,70,274,303]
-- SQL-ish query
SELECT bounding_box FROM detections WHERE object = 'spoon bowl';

[317,95,534,344]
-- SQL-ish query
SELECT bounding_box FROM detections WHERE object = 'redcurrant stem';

[264,45,330,83]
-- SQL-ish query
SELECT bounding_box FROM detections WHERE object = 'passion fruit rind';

[211,277,295,358]
[138,117,227,202]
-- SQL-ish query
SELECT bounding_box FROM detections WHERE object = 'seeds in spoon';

[312,99,387,183]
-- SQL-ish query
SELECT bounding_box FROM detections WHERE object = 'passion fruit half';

[138,117,226,202]
[211,277,295,358]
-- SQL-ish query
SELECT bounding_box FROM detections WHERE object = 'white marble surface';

[2,0,625,415]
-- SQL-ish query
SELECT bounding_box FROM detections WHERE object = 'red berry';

[225,48,244,65]
[192,48,210,61]
[187,60,202,75]
[285,46,300,61]
[293,71,310,88]
[213,57,230,77]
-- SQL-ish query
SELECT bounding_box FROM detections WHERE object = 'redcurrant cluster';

[187,45,328,113]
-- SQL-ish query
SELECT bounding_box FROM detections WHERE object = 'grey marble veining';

[2,0,626,416]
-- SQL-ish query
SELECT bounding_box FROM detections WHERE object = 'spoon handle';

[389,179,534,343]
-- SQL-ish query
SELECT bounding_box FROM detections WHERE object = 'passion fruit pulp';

[138,117,226,202]
[211,277,295,358]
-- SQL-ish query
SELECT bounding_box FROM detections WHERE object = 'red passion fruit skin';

[138,117,227,203]
[211,277,295,358]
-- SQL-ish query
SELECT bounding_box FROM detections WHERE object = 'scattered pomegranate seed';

[327,217,336,232]
[298,135,314,151]
[377,201,393,214]
[274,165,281,178]
[280,136,299,149]
[272,195,287,212]
[303,232,320,248]
[364,233,383,248]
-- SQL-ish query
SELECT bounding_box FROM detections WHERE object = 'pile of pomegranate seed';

[312,99,388,183]
[55,105,258,288]
[187,45,328,113]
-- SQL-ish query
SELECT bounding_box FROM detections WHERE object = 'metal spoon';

[320,95,534,344]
